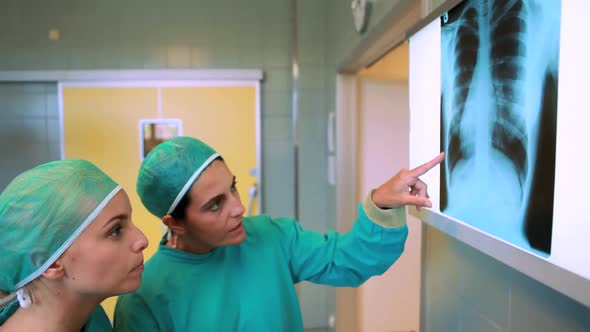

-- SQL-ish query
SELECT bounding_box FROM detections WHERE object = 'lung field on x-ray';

[440,0,560,255]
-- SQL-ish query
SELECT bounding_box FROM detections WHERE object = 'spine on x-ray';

[447,0,530,196]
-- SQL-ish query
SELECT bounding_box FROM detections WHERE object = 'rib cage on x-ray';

[440,0,561,254]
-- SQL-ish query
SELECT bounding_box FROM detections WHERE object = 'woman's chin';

[116,278,143,295]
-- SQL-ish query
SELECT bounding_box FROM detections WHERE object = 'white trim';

[334,74,359,330]
[15,185,123,289]
[167,153,220,215]
[0,69,263,82]
[410,207,590,308]
[335,74,359,233]
[255,81,262,213]
[60,80,260,88]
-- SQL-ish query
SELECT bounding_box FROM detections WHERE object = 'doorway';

[61,81,261,319]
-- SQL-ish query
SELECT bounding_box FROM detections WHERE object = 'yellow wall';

[358,41,409,81]
[63,85,257,319]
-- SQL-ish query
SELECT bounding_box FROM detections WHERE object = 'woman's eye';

[110,225,123,238]
[210,201,221,211]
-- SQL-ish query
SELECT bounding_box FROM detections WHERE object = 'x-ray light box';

[408,0,590,307]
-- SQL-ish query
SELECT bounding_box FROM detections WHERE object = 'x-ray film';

[440,0,561,255]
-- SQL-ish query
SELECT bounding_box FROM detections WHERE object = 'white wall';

[357,78,419,332]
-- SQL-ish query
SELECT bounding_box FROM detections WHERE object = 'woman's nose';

[132,224,149,252]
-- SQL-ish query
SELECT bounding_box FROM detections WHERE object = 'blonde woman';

[0,159,148,332]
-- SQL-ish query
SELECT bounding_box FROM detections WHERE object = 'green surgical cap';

[0,159,121,294]
[137,136,220,218]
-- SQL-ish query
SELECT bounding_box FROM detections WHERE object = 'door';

[62,83,259,319]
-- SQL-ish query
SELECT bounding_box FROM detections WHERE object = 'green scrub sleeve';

[275,191,408,287]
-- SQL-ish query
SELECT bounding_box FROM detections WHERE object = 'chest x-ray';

[440,0,561,255]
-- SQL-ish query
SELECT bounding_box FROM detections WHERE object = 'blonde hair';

[0,282,38,309]
[0,290,16,308]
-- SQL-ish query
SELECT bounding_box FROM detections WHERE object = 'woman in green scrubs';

[114,136,443,331]
[0,159,149,332]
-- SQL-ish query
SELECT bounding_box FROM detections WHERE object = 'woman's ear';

[42,261,65,280]
[162,214,186,235]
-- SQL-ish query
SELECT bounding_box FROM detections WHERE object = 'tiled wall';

[422,225,590,332]
[0,83,60,190]
[296,0,336,328]
[0,0,335,328]
[0,0,295,218]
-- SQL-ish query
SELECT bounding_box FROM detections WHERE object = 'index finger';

[410,152,445,177]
